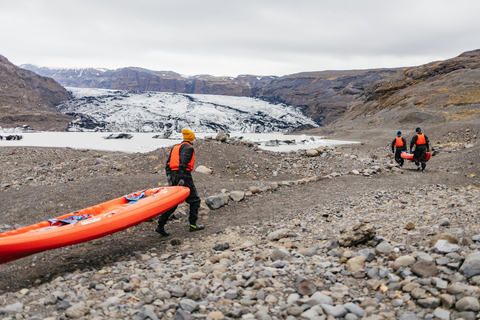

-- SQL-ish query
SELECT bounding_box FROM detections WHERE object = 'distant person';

[391,130,407,167]
[156,129,204,236]
[410,127,430,172]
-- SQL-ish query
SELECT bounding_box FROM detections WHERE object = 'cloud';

[1,0,480,76]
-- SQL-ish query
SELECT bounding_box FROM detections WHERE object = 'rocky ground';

[0,121,480,320]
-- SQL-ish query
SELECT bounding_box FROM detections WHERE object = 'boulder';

[460,251,480,277]
[229,191,245,202]
[216,132,228,142]
[205,194,225,210]
[339,221,376,247]
[195,165,213,174]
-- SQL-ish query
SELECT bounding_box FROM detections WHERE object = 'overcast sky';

[1,0,480,77]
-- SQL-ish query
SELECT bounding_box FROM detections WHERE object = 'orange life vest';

[395,137,404,147]
[416,133,426,145]
[168,142,195,171]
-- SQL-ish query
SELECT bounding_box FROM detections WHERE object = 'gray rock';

[255,311,272,320]
[321,304,347,318]
[195,165,212,174]
[44,294,58,305]
[309,292,334,305]
[455,311,476,320]
[338,221,376,247]
[395,255,416,267]
[416,297,440,309]
[411,260,438,277]
[455,297,480,312]
[171,286,186,297]
[136,309,159,320]
[271,249,290,261]
[375,241,393,254]
[57,299,72,310]
[2,302,23,313]
[399,313,421,320]
[410,287,427,300]
[460,251,480,277]
[186,286,201,301]
[174,309,191,320]
[229,191,245,202]
[98,296,122,309]
[267,228,297,241]
[215,132,228,142]
[213,242,230,251]
[205,194,225,209]
[343,302,366,317]
[358,248,376,262]
[439,218,450,227]
[433,239,460,253]
[446,282,469,295]
[225,289,238,300]
[416,252,434,262]
[439,293,456,309]
[178,298,198,312]
[433,308,450,320]
[65,303,87,319]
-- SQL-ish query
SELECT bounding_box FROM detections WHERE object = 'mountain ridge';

[0,55,73,131]
[4,48,480,132]
[21,64,404,126]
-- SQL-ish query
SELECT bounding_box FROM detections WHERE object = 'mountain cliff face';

[336,49,480,129]
[0,56,72,130]
[21,65,276,97]
[254,69,403,124]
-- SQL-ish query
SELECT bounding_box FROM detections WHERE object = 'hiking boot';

[155,225,169,236]
[189,225,205,232]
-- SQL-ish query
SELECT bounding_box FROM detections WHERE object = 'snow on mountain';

[57,88,318,133]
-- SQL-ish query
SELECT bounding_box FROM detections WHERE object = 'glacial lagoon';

[0,132,359,153]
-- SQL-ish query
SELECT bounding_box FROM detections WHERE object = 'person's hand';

[178,179,185,186]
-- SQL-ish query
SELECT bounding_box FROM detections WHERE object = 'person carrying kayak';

[156,129,205,236]
[410,127,430,173]
[391,130,407,167]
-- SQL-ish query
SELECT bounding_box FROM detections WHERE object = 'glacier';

[57,88,318,133]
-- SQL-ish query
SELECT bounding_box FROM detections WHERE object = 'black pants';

[394,147,406,166]
[413,145,427,170]
[158,171,201,227]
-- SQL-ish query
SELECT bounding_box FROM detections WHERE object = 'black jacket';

[166,141,194,178]
[410,133,430,152]
[391,136,407,152]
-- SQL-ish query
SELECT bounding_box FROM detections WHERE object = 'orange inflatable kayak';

[0,186,189,264]
[401,151,431,162]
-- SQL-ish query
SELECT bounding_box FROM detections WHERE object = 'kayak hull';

[0,186,189,264]
[401,151,431,162]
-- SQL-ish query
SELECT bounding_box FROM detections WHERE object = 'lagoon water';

[0,132,359,153]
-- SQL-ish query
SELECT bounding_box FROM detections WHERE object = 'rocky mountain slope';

[326,49,480,131]
[0,55,73,131]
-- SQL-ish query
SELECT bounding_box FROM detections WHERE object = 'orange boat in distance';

[401,151,431,162]
[0,186,189,264]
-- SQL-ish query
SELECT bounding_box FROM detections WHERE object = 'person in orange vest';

[410,127,430,172]
[156,129,204,236]
[391,130,407,167]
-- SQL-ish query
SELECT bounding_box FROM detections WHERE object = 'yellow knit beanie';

[182,129,195,141]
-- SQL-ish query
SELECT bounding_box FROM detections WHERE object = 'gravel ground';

[0,122,479,319]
